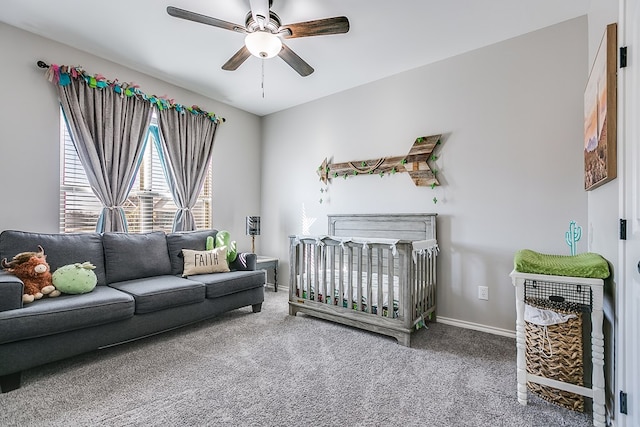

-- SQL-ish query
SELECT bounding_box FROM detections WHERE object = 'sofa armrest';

[0,271,24,311]
[230,253,256,271]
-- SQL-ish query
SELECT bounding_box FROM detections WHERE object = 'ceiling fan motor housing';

[245,11,282,34]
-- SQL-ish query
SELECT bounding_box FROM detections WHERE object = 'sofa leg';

[252,303,262,313]
[0,372,21,393]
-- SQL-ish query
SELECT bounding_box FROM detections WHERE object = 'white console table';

[510,270,605,427]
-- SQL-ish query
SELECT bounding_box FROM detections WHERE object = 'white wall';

[587,3,619,273]
[0,23,262,251]
[586,0,619,420]
[261,17,588,332]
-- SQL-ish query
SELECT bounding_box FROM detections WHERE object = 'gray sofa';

[0,229,265,392]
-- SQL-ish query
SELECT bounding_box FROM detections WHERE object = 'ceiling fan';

[166,0,350,77]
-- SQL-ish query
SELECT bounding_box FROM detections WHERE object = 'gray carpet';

[0,288,592,427]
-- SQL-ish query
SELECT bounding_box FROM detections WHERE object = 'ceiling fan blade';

[278,43,314,77]
[249,0,270,30]
[280,16,349,39]
[167,6,245,33]
[222,46,252,71]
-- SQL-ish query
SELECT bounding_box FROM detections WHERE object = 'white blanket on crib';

[293,235,400,255]
[292,235,438,262]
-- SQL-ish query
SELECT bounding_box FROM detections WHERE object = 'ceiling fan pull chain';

[261,59,265,98]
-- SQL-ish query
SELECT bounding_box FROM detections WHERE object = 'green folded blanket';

[514,249,610,279]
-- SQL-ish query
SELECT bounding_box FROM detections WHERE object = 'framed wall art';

[584,23,617,191]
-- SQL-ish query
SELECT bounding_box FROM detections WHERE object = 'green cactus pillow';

[52,262,98,294]
[207,231,237,264]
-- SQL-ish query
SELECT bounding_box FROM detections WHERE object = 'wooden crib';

[288,213,438,346]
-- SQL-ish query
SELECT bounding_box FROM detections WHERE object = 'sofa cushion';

[182,247,230,276]
[0,286,134,345]
[108,276,205,314]
[102,231,171,284]
[0,230,107,286]
[166,229,218,276]
[190,270,266,299]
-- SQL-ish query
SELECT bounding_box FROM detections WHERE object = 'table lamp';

[246,216,261,253]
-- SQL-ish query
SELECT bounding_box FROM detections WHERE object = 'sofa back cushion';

[166,229,218,276]
[102,231,171,283]
[0,230,107,286]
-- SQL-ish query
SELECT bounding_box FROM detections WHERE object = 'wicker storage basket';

[525,298,584,412]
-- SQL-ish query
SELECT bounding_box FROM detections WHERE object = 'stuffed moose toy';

[1,245,61,303]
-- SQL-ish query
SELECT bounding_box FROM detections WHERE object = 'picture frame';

[584,23,617,191]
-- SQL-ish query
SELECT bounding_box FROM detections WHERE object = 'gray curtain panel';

[58,78,153,232]
[157,108,218,232]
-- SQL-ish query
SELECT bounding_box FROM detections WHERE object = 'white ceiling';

[1,0,590,116]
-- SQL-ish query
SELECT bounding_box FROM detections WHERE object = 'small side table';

[256,256,278,292]
[510,270,605,427]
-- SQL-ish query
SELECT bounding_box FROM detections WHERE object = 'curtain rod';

[35,59,225,122]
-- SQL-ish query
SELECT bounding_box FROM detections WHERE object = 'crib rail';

[288,235,438,345]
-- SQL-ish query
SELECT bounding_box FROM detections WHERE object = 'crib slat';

[428,252,433,309]
[347,246,353,310]
[309,242,314,300]
[321,244,327,305]
[312,244,317,300]
[431,250,436,308]
[366,245,373,314]
[399,245,409,323]
[308,245,312,284]
[319,243,325,303]
[300,242,304,299]
[328,245,334,305]
[356,246,363,312]
[387,248,394,318]
[377,247,383,317]
[423,253,428,313]
[423,251,428,310]
[424,253,429,311]
[424,252,429,309]
[418,252,422,316]
[415,249,419,319]
[318,244,322,302]
[339,245,344,308]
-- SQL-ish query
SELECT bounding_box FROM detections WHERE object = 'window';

[59,111,212,233]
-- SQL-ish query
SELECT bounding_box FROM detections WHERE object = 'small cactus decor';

[52,262,97,294]
[565,220,582,256]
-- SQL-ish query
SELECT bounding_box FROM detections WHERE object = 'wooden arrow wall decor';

[317,134,442,187]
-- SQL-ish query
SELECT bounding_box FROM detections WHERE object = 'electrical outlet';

[478,286,489,300]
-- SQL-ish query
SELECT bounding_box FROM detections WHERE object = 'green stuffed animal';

[207,231,237,263]
[52,262,97,294]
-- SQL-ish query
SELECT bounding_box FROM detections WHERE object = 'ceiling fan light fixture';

[245,31,282,59]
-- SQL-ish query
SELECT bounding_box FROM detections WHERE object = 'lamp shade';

[246,216,261,236]
[245,31,282,59]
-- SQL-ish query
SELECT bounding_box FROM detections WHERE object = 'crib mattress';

[513,249,610,279]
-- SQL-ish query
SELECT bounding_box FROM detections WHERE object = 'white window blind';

[59,110,212,233]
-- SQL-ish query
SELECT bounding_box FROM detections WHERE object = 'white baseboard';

[435,316,516,339]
